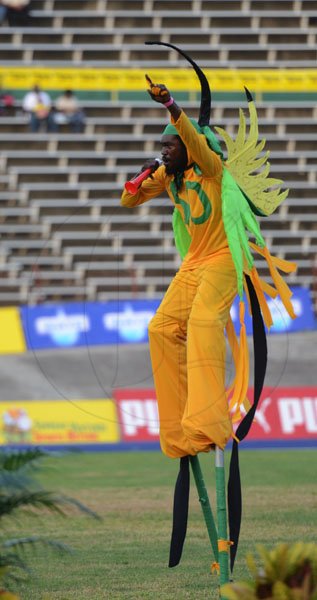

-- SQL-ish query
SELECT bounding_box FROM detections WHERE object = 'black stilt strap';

[168,455,190,567]
[228,275,268,572]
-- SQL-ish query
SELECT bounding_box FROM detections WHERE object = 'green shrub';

[0,448,99,598]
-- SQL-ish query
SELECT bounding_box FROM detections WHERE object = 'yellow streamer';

[263,247,297,319]
[227,302,249,422]
[249,242,297,273]
[218,540,234,552]
[211,561,220,574]
[225,315,240,400]
[257,277,278,299]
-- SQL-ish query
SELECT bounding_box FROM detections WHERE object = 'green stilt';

[189,455,219,563]
[215,447,230,589]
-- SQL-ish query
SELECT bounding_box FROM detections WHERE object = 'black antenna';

[145,41,211,127]
[244,86,253,103]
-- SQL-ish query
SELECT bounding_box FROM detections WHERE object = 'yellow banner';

[0,400,119,445]
[0,67,316,92]
[0,307,26,354]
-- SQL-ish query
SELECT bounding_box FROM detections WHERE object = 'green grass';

[6,449,317,600]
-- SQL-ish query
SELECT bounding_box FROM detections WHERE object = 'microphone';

[124,158,162,195]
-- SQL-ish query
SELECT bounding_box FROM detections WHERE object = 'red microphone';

[124,159,162,195]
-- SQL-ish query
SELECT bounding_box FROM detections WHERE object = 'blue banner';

[230,286,315,335]
[20,287,314,351]
[20,299,161,350]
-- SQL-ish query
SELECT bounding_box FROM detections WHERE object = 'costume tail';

[168,456,190,567]
[227,274,267,571]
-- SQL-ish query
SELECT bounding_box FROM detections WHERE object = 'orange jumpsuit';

[121,111,237,458]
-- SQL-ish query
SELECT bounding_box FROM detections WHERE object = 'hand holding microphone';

[124,158,162,195]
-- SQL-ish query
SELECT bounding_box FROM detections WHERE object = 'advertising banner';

[20,287,315,352]
[0,307,26,354]
[113,389,159,442]
[114,387,317,446]
[230,286,315,335]
[21,303,90,350]
[0,399,119,446]
[1,67,317,92]
[245,387,317,442]
[20,299,160,350]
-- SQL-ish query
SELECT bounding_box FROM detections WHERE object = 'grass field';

[9,449,317,600]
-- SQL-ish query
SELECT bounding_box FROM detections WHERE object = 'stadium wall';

[1,386,317,451]
[0,292,316,451]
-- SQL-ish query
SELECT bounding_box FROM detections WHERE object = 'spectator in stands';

[22,84,56,133]
[0,0,31,26]
[53,90,85,133]
[0,2,6,21]
[0,89,15,115]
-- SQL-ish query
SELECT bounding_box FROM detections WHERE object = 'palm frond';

[59,496,101,521]
[0,473,28,494]
[0,538,70,587]
[0,449,51,494]
[0,449,48,473]
[0,449,100,590]
[3,536,71,554]
[0,489,100,522]
[0,491,66,519]
[0,552,29,572]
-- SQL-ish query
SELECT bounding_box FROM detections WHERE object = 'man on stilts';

[121,42,297,595]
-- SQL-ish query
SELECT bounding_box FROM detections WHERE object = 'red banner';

[113,389,159,442]
[114,387,317,443]
[245,387,317,441]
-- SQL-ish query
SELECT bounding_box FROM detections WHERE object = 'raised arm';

[146,76,222,178]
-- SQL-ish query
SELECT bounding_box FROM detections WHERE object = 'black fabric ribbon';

[145,41,211,127]
[228,274,268,572]
[168,455,190,567]
[168,276,267,571]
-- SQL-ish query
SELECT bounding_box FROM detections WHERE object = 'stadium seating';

[0,0,316,310]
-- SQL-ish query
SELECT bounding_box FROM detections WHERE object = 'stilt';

[215,447,230,588]
[189,454,219,564]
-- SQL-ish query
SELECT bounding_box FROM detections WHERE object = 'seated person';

[0,90,15,115]
[54,90,85,133]
[22,84,56,132]
[0,0,31,26]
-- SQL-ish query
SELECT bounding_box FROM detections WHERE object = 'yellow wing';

[214,88,288,216]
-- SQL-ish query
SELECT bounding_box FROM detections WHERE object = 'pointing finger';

[145,74,153,87]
